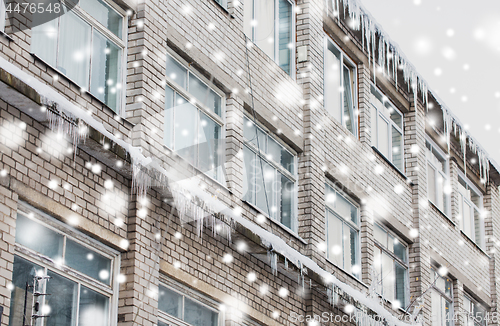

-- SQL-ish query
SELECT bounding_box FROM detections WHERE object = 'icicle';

[460,129,467,177]
[284,257,288,270]
[268,247,278,276]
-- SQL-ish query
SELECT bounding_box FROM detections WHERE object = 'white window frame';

[431,266,454,326]
[426,137,451,216]
[158,276,222,326]
[373,223,409,308]
[457,171,484,249]
[324,183,361,278]
[164,49,226,185]
[0,0,5,32]
[464,294,488,326]
[30,0,128,115]
[370,85,405,172]
[12,203,120,326]
[244,0,295,77]
[242,115,298,232]
[324,36,358,137]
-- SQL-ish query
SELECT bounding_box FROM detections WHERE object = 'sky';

[359,0,500,165]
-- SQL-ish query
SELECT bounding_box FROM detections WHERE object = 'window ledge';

[459,230,490,258]
[241,199,307,245]
[30,53,123,119]
[371,146,412,184]
[0,30,14,42]
[428,200,455,226]
[324,257,368,288]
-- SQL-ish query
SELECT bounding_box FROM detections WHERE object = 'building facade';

[0,0,498,325]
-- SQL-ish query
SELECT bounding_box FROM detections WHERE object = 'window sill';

[428,200,455,226]
[163,145,232,195]
[371,146,412,184]
[30,53,122,118]
[241,199,307,245]
[459,230,490,258]
[324,257,367,288]
[0,30,14,42]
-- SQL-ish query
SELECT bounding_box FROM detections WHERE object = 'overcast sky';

[359,0,500,165]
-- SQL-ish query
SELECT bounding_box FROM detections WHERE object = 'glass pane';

[174,94,198,166]
[15,214,64,261]
[390,107,403,129]
[281,148,294,174]
[371,105,378,147]
[242,146,256,204]
[343,65,355,134]
[392,127,403,170]
[31,18,58,67]
[445,299,452,326]
[470,189,481,208]
[158,321,169,326]
[166,54,187,89]
[474,208,482,247]
[255,0,275,60]
[382,253,395,302]
[58,11,91,88]
[325,41,342,121]
[374,224,387,248]
[45,271,78,326]
[243,0,253,38]
[78,286,109,326]
[374,249,382,294]
[445,277,452,297]
[164,86,174,148]
[267,137,281,165]
[327,212,343,267]
[377,116,389,158]
[436,173,444,212]
[325,185,336,212]
[335,193,357,224]
[427,164,437,204]
[280,173,294,230]
[463,201,472,238]
[278,0,292,75]
[394,240,407,262]
[343,224,358,276]
[395,262,406,307]
[9,256,43,326]
[260,160,276,219]
[198,113,221,180]
[243,117,257,142]
[458,194,464,231]
[79,0,123,38]
[65,239,112,285]
[431,290,441,326]
[188,74,221,116]
[158,285,182,318]
[90,31,121,112]
[184,298,218,326]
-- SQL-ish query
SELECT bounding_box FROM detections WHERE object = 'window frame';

[13,203,120,326]
[0,0,5,32]
[164,49,226,184]
[426,137,451,216]
[370,85,405,172]
[457,171,485,248]
[373,222,409,308]
[464,294,488,326]
[158,276,222,326]
[242,115,298,232]
[31,0,128,115]
[430,266,453,326]
[323,36,359,137]
[244,0,296,77]
[324,183,361,278]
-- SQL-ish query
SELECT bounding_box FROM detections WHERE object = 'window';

[325,184,360,277]
[457,174,484,248]
[431,267,453,326]
[324,37,358,136]
[373,223,408,308]
[464,295,487,326]
[31,0,125,112]
[243,0,294,75]
[370,86,404,171]
[9,207,117,326]
[213,0,228,9]
[426,140,450,215]
[242,116,297,231]
[164,52,225,183]
[158,280,220,326]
